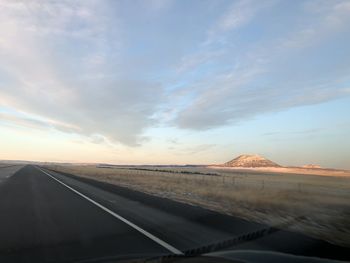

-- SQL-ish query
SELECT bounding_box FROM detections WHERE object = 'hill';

[224,154,281,168]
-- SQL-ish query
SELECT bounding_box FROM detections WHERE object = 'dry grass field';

[47,164,350,248]
[211,165,350,177]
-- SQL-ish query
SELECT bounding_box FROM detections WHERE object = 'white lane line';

[36,167,183,255]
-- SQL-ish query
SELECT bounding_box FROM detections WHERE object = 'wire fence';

[96,166,350,197]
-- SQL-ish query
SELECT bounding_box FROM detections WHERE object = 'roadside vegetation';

[47,164,350,247]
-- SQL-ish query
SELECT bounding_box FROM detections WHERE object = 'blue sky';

[0,0,349,168]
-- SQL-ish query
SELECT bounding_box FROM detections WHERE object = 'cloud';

[182,144,217,155]
[167,138,179,145]
[262,128,322,136]
[89,134,106,144]
[0,112,50,130]
[0,0,163,146]
[174,0,350,130]
[205,0,274,44]
[168,143,217,155]
[216,0,259,31]
[176,50,225,74]
[280,0,350,50]
[175,69,349,130]
[173,60,269,129]
[147,0,173,11]
[0,110,79,132]
[0,0,349,148]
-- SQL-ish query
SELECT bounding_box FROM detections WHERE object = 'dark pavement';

[0,165,23,183]
[0,165,348,262]
[0,165,168,262]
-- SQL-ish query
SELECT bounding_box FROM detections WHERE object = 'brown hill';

[224,154,281,168]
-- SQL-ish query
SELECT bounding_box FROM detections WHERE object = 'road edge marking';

[36,166,183,255]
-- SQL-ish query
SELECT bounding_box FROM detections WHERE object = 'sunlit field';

[47,164,350,247]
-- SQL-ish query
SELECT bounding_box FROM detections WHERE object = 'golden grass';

[47,165,350,247]
[210,166,350,177]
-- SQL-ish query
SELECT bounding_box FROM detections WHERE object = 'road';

[0,165,23,183]
[0,165,348,262]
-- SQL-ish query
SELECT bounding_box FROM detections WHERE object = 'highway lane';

[0,165,23,184]
[0,165,171,262]
[0,165,349,262]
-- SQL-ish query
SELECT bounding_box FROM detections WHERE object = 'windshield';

[0,1,349,263]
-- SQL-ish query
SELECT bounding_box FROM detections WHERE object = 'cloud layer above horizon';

[0,0,349,164]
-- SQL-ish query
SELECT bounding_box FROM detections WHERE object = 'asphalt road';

[0,165,348,262]
[0,165,23,183]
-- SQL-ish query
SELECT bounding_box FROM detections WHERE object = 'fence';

[98,166,350,197]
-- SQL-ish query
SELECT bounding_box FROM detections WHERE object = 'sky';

[0,0,349,169]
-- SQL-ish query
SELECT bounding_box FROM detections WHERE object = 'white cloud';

[0,0,163,146]
[147,0,173,11]
[217,0,256,31]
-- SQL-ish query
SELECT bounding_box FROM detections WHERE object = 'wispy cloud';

[205,0,274,45]
[0,110,79,132]
[280,0,350,50]
[173,0,350,130]
[262,128,322,137]
[168,143,217,155]
[147,0,173,12]
[176,50,225,74]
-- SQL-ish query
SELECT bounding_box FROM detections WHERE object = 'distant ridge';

[224,154,281,168]
[302,164,322,169]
